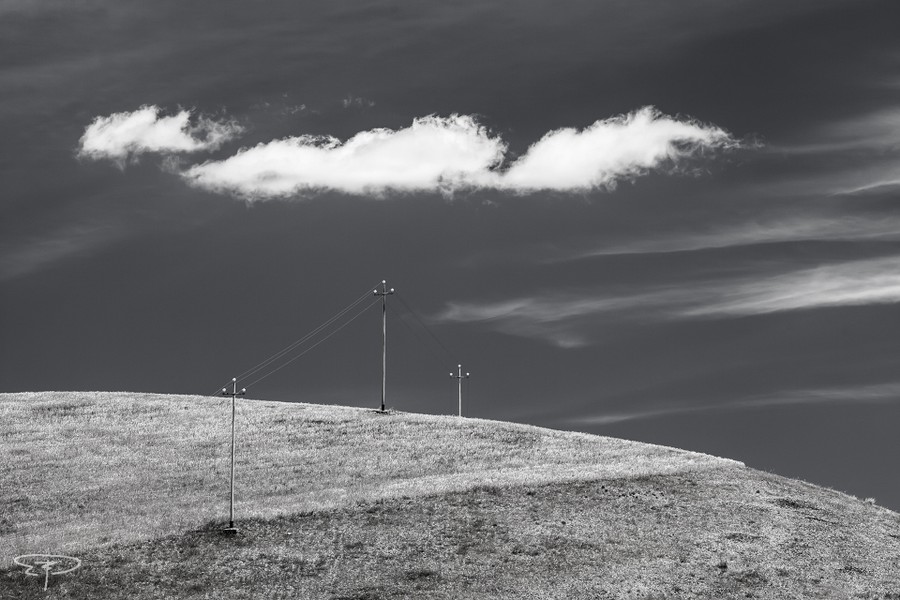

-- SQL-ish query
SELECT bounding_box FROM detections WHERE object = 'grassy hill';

[2,391,899,599]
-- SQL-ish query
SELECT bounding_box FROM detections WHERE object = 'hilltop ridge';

[2,391,899,599]
[1,391,738,556]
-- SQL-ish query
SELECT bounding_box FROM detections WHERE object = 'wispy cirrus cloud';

[577,382,900,426]
[177,106,737,199]
[781,107,900,155]
[436,296,635,348]
[678,256,900,317]
[437,255,900,347]
[558,213,900,260]
[760,106,900,197]
[77,105,242,166]
[0,222,127,282]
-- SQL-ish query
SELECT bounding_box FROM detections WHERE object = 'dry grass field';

[2,391,899,599]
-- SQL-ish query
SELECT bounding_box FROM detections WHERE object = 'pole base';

[221,526,239,536]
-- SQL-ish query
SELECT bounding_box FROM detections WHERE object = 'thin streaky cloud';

[178,107,738,199]
[838,179,900,196]
[436,296,640,349]
[457,211,900,269]
[77,105,243,167]
[755,106,900,197]
[0,223,127,282]
[577,406,705,426]
[684,256,900,317]
[776,107,900,155]
[576,382,900,426]
[559,214,900,261]
[437,256,900,347]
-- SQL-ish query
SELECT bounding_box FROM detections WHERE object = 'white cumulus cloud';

[499,107,737,191]
[180,107,737,199]
[78,105,242,166]
[182,114,506,198]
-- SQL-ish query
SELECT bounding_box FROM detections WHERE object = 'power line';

[208,282,472,416]
[211,282,381,395]
[393,292,457,364]
[235,283,378,381]
[390,292,477,417]
[386,303,450,374]
[242,297,380,389]
[465,375,472,412]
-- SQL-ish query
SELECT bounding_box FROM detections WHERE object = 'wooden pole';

[374,281,394,412]
[221,378,245,532]
[451,364,470,417]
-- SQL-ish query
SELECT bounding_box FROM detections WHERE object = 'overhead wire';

[393,292,457,365]
[210,282,467,404]
[465,375,472,415]
[386,303,451,374]
[235,283,379,380]
[388,292,476,416]
[212,281,381,394]
[242,297,381,389]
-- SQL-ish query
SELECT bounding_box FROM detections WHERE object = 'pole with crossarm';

[374,280,394,412]
[451,364,470,417]
[221,378,245,532]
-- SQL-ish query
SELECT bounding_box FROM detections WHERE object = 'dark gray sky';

[4,0,900,508]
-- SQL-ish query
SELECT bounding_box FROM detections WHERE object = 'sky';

[3,0,900,508]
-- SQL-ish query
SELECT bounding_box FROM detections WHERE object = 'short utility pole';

[221,378,245,533]
[374,280,395,412]
[451,364,470,417]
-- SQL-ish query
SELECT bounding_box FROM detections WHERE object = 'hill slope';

[2,392,899,599]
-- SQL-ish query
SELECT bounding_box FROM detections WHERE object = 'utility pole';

[374,280,394,412]
[451,364,470,417]
[221,378,245,533]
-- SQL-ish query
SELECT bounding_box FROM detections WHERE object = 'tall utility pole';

[221,378,245,532]
[451,364,470,417]
[374,280,394,412]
